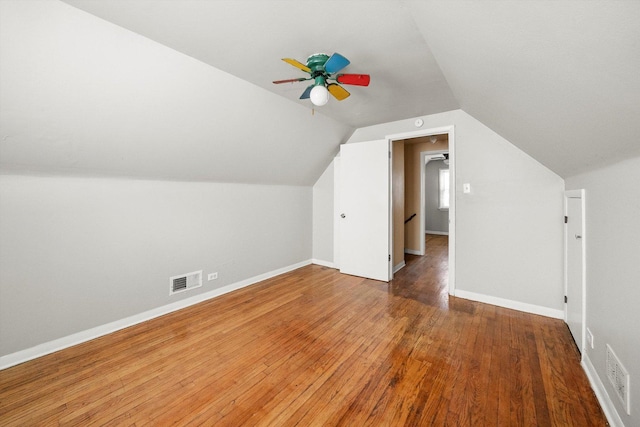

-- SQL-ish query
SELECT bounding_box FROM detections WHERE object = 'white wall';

[0,174,312,360]
[316,109,565,316]
[0,0,351,186]
[566,157,640,426]
[312,160,334,266]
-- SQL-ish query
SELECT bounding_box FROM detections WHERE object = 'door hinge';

[389,254,391,261]
[389,151,391,159]
[564,295,568,303]
[564,216,568,223]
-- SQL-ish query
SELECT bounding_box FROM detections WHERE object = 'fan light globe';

[310,85,329,106]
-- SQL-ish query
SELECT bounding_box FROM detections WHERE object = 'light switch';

[463,183,471,194]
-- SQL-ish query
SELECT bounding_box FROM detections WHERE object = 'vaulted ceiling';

[2,0,639,184]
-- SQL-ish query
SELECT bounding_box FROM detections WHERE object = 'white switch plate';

[463,183,471,194]
[586,328,594,349]
[208,272,218,281]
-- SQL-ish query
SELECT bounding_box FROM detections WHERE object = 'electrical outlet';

[208,272,218,281]
[586,328,594,349]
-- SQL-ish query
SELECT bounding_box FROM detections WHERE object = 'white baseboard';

[425,230,449,235]
[393,261,406,274]
[404,249,421,256]
[582,353,625,427]
[311,259,335,269]
[0,259,313,371]
[454,289,564,319]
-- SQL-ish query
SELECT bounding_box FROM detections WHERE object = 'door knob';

[575,234,582,239]
[341,213,346,218]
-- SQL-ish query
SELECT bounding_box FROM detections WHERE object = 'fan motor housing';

[307,53,330,76]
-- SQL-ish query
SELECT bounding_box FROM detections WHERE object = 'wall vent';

[606,344,630,414]
[170,270,202,295]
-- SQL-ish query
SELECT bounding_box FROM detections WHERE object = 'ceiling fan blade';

[282,58,311,73]
[324,53,350,74]
[273,78,309,84]
[299,85,313,99]
[336,74,370,86]
[327,83,350,101]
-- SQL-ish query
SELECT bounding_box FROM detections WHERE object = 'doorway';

[389,126,455,295]
[565,189,586,353]
[334,125,456,293]
[422,149,450,247]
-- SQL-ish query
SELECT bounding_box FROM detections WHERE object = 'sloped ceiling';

[2,0,639,184]
[60,0,459,129]
[408,0,640,177]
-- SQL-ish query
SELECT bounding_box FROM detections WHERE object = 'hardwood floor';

[0,235,606,426]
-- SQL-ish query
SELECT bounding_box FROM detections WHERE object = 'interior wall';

[0,0,351,186]
[403,139,449,252]
[392,141,405,269]
[566,157,640,426]
[425,159,449,234]
[312,160,334,265]
[328,109,564,314]
[0,174,312,358]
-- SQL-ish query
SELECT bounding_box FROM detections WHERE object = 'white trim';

[425,230,449,236]
[393,260,406,274]
[582,353,626,427]
[0,259,312,370]
[312,259,336,269]
[404,249,421,256]
[388,139,393,281]
[454,289,564,319]
[385,126,454,142]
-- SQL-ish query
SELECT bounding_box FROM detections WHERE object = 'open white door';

[565,190,585,353]
[339,139,390,282]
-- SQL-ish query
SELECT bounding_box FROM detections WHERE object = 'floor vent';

[606,344,630,414]
[170,270,202,295]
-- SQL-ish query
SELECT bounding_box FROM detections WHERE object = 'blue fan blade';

[324,53,350,74]
[299,85,313,99]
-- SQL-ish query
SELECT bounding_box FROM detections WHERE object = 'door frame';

[387,125,455,295]
[564,189,586,354]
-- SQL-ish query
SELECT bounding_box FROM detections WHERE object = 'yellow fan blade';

[327,84,350,101]
[282,58,311,73]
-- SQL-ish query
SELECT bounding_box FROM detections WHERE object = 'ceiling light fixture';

[430,136,438,144]
[310,81,329,106]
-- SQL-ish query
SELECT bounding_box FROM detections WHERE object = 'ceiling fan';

[273,52,370,106]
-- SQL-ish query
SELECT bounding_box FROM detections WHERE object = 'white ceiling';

[3,0,640,183]
[61,0,459,129]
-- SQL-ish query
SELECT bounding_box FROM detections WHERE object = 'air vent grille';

[606,344,630,415]
[170,270,202,295]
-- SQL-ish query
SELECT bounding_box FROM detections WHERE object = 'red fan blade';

[273,78,309,84]
[336,74,370,86]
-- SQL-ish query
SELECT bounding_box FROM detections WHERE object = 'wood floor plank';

[0,235,607,426]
